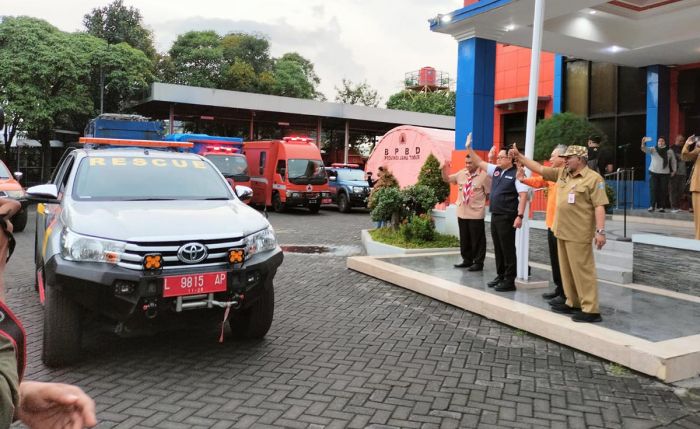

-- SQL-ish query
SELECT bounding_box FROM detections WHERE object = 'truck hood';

[63,200,270,242]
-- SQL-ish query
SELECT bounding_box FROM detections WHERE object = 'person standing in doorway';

[670,135,687,212]
[517,145,568,303]
[510,145,608,323]
[467,136,529,292]
[441,140,491,271]
[641,136,676,212]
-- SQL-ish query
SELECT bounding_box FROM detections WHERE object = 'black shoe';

[551,302,580,314]
[467,264,483,272]
[548,295,566,306]
[487,277,503,287]
[572,312,602,323]
[542,291,558,300]
[454,261,472,268]
[494,283,516,292]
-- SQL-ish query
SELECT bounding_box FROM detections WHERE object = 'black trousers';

[490,213,517,283]
[457,218,486,266]
[547,228,563,296]
[650,172,670,209]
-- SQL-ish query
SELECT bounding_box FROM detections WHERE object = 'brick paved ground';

[6,206,700,428]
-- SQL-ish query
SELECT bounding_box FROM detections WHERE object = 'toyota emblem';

[177,242,208,264]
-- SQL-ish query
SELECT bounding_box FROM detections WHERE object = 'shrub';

[370,184,438,229]
[400,213,435,241]
[534,112,605,160]
[417,154,450,203]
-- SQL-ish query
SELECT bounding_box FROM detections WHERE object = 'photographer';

[682,135,700,239]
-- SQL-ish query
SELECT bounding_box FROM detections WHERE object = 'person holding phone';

[641,136,676,212]
[682,135,700,239]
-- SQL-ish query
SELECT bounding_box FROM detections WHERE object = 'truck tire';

[229,283,274,340]
[308,203,321,214]
[337,193,351,213]
[272,193,286,213]
[11,208,27,232]
[42,285,82,367]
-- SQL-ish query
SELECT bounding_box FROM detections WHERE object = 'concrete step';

[594,249,633,270]
[599,239,634,253]
[596,263,632,284]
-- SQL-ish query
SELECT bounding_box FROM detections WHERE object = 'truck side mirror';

[13,171,23,182]
[235,185,253,204]
[277,167,285,176]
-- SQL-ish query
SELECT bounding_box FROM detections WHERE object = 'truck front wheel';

[11,208,27,232]
[272,193,286,213]
[229,283,274,339]
[338,193,351,213]
[43,285,83,367]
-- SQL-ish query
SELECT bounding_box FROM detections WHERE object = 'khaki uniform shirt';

[448,169,491,219]
[682,143,700,192]
[0,334,18,426]
[542,166,608,243]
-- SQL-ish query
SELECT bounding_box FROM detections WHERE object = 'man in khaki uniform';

[441,150,491,271]
[511,145,608,323]
[681,135,700,239]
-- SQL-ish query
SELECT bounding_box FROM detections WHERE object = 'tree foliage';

[83,0,156,60]
[334,79,381,107]
[386,90,455,115]
[168,31,224,88]
[0,16,152,175]
[221,33,272,74]
[534,112,604,160]
[417,153,450,203]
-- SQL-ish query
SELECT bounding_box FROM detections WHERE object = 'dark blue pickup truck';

[325,164,371,213]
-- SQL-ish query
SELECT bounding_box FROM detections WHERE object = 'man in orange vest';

[517,145,567,303]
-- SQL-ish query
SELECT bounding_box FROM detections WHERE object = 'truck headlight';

[244,226,277,259]
[61,228,126,263]
[4,190,25,199]
[352,187,364,194]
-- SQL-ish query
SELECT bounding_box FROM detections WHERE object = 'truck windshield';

[337,169,366,181]
[287,159,326,185]
[72,155,232,201]
[205,154,249,177]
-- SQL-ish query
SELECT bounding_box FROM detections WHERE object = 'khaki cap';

[563,145,587,157]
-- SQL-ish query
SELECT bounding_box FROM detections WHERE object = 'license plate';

[322,198,332,204]
[162,272,227,297]
[308,199,317,204]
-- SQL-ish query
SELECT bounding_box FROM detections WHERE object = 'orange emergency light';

[79,137,194,149]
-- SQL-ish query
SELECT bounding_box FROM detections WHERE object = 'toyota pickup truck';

[28,137,283,366]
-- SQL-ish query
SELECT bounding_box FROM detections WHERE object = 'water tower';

[404,67,451,92]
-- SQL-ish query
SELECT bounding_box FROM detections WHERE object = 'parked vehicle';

[27,137,283,366]
[165,134,250,190]
[0,159,28,231]
[325,164,371,213]
[84,113,164,140]
[245,137,331,213]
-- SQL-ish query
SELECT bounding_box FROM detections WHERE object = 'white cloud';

[2,0,463,103]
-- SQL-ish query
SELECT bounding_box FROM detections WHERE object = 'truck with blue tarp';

[84,114,164,141]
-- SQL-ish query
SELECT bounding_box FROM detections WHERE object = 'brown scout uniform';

[448,169,491,219]
[541,164,608,314]
[681,141,700,239]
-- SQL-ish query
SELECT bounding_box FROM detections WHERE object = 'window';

[259,152,266,175]
[562,59,647,176]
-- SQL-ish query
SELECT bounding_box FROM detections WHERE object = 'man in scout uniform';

[517,145,568,303]
[441,141,492,271]
[682,135,700,238]
[467,135,529,292]
[510,145,608,323]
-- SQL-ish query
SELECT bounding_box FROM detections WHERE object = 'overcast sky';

[5,0,462,104]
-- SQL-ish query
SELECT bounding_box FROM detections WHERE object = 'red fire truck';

[245,137,331,213]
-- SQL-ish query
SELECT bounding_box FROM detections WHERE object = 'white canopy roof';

[431,0,700,67]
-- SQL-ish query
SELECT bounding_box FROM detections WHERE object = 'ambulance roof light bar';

[79,137,194,149]
[282,136,313,143]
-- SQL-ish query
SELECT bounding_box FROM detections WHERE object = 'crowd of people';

[641,134,695,213]
[442,133,609,323]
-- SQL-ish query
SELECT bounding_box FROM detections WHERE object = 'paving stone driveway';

[6,207,700,428]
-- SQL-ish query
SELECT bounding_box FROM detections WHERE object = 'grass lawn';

[369,227,460,249]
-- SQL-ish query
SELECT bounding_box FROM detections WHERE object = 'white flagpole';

[516,0,545,281]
